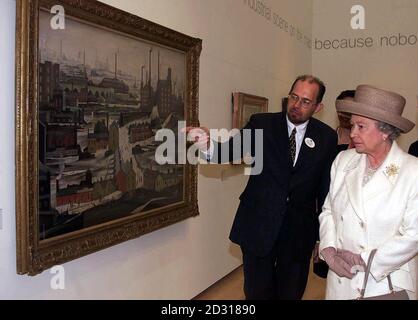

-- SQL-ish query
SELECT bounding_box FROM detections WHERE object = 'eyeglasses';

[288,93,316,108]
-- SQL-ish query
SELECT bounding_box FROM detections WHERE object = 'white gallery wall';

[312,0,418,149]
[0,0,313,299]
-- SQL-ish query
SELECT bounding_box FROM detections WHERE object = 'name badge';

[305,138,315,149]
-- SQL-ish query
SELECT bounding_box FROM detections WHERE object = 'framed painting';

[232,92,268,129]
[15,0,202,275]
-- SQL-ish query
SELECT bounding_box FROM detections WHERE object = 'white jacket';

[319,141,418,300]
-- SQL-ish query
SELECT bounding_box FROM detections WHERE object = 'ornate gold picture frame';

[15,0,201,275]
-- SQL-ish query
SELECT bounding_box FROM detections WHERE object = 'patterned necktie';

[289,128,297,165]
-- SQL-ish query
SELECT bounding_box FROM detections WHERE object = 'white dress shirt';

[286,115,309,166]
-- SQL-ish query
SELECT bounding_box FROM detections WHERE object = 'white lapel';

[363,142,403,201]
[344,153,367,223]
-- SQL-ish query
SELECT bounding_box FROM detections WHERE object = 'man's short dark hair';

[289,75,326,104]
[336,90,355,101]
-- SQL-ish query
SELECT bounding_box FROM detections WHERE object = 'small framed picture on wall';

[232,92,268,129]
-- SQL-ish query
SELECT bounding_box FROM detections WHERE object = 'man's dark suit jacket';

[212,112,337,260]
[409,141,418,157]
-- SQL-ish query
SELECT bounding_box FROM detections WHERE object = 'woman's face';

[350,115,388,155]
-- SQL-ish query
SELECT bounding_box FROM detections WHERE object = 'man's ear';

[314,103,324,114]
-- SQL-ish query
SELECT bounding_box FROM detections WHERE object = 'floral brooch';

[385,164,400,177]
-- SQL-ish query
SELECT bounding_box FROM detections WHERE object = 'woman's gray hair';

[375,121,401,141]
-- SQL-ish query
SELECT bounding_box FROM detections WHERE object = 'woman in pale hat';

[318,85,418,299]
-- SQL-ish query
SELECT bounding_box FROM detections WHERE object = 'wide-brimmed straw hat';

[336,85,415,133]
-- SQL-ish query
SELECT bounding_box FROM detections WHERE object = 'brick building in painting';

[129,123,153,143]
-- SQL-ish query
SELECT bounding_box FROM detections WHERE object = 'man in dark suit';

[187,75,338,299]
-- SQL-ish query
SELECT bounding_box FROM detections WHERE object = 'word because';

[315,37,373,50]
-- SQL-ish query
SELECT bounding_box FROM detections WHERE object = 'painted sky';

[39,10,186,89]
